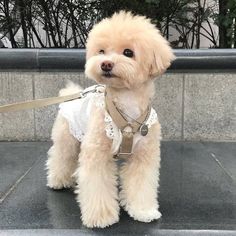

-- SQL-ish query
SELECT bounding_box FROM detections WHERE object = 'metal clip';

[81,85,105,97]
[115,151,133,159]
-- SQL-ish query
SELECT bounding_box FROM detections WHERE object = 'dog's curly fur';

[46,11,175,228]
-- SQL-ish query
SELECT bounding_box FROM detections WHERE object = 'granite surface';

[0,141,236,235]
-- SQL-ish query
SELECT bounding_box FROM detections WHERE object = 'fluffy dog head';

[85,11,175,89]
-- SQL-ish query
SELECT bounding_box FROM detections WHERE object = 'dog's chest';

[114,92,141,121]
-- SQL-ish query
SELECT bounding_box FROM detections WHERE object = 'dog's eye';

[99,49,105,54]
[123,49,134,58]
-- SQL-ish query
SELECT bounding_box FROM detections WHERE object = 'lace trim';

[94,94,105,109]
[69,126,84,142]
[104,112,116,139]
[93,95,116,139]
[146,108,158,128]
[94,94,158,139]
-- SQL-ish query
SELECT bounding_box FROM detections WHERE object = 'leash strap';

[105,89,128,130]
[0,93,81,113]
[0,85,106,113]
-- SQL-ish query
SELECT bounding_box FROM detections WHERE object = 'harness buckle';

[81,85,105,97]
[115,151,133,159]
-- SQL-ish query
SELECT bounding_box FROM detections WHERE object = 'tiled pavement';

[0,141,236,235]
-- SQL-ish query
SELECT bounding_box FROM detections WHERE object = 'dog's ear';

[149,36,175,78]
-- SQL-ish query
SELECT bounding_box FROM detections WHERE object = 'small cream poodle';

[46,11,175,228]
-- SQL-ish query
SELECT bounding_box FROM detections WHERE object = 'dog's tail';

[59,81,83,97]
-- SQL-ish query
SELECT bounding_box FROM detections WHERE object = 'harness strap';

[105,89,128,131]
[119,135,134,158]
[105,88,150,158]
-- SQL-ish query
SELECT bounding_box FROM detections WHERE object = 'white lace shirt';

[59,85,158,155]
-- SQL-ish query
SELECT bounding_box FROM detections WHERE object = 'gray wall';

[0,72,235,141]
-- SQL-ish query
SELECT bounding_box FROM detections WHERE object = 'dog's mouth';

[102,72,117,79]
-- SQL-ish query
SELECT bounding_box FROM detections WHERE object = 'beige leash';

[0,93,82,113]
[0,85,106,113]
[105,88,150,158]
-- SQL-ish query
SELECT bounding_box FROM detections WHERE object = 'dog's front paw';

[47,174,75,190]
[82,209,119,228]
[127,207,161,223]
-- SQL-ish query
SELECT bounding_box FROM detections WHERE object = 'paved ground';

[0,141,236,235]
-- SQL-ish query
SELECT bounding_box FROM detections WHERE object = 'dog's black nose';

[101,61,114,72]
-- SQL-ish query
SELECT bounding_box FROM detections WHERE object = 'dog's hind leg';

[46,114,80,189]
[119,122,162,222]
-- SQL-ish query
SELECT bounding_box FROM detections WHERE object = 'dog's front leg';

[119,122,162,222]
[74,107,119,228]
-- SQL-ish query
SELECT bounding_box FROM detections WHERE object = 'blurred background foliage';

[0,0,235,48]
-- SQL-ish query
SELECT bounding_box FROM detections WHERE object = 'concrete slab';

[1,72,236,141]
[31,72,236,142]
[0,72,34,141]
[184,73,236,141]
[154,74,183,140]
